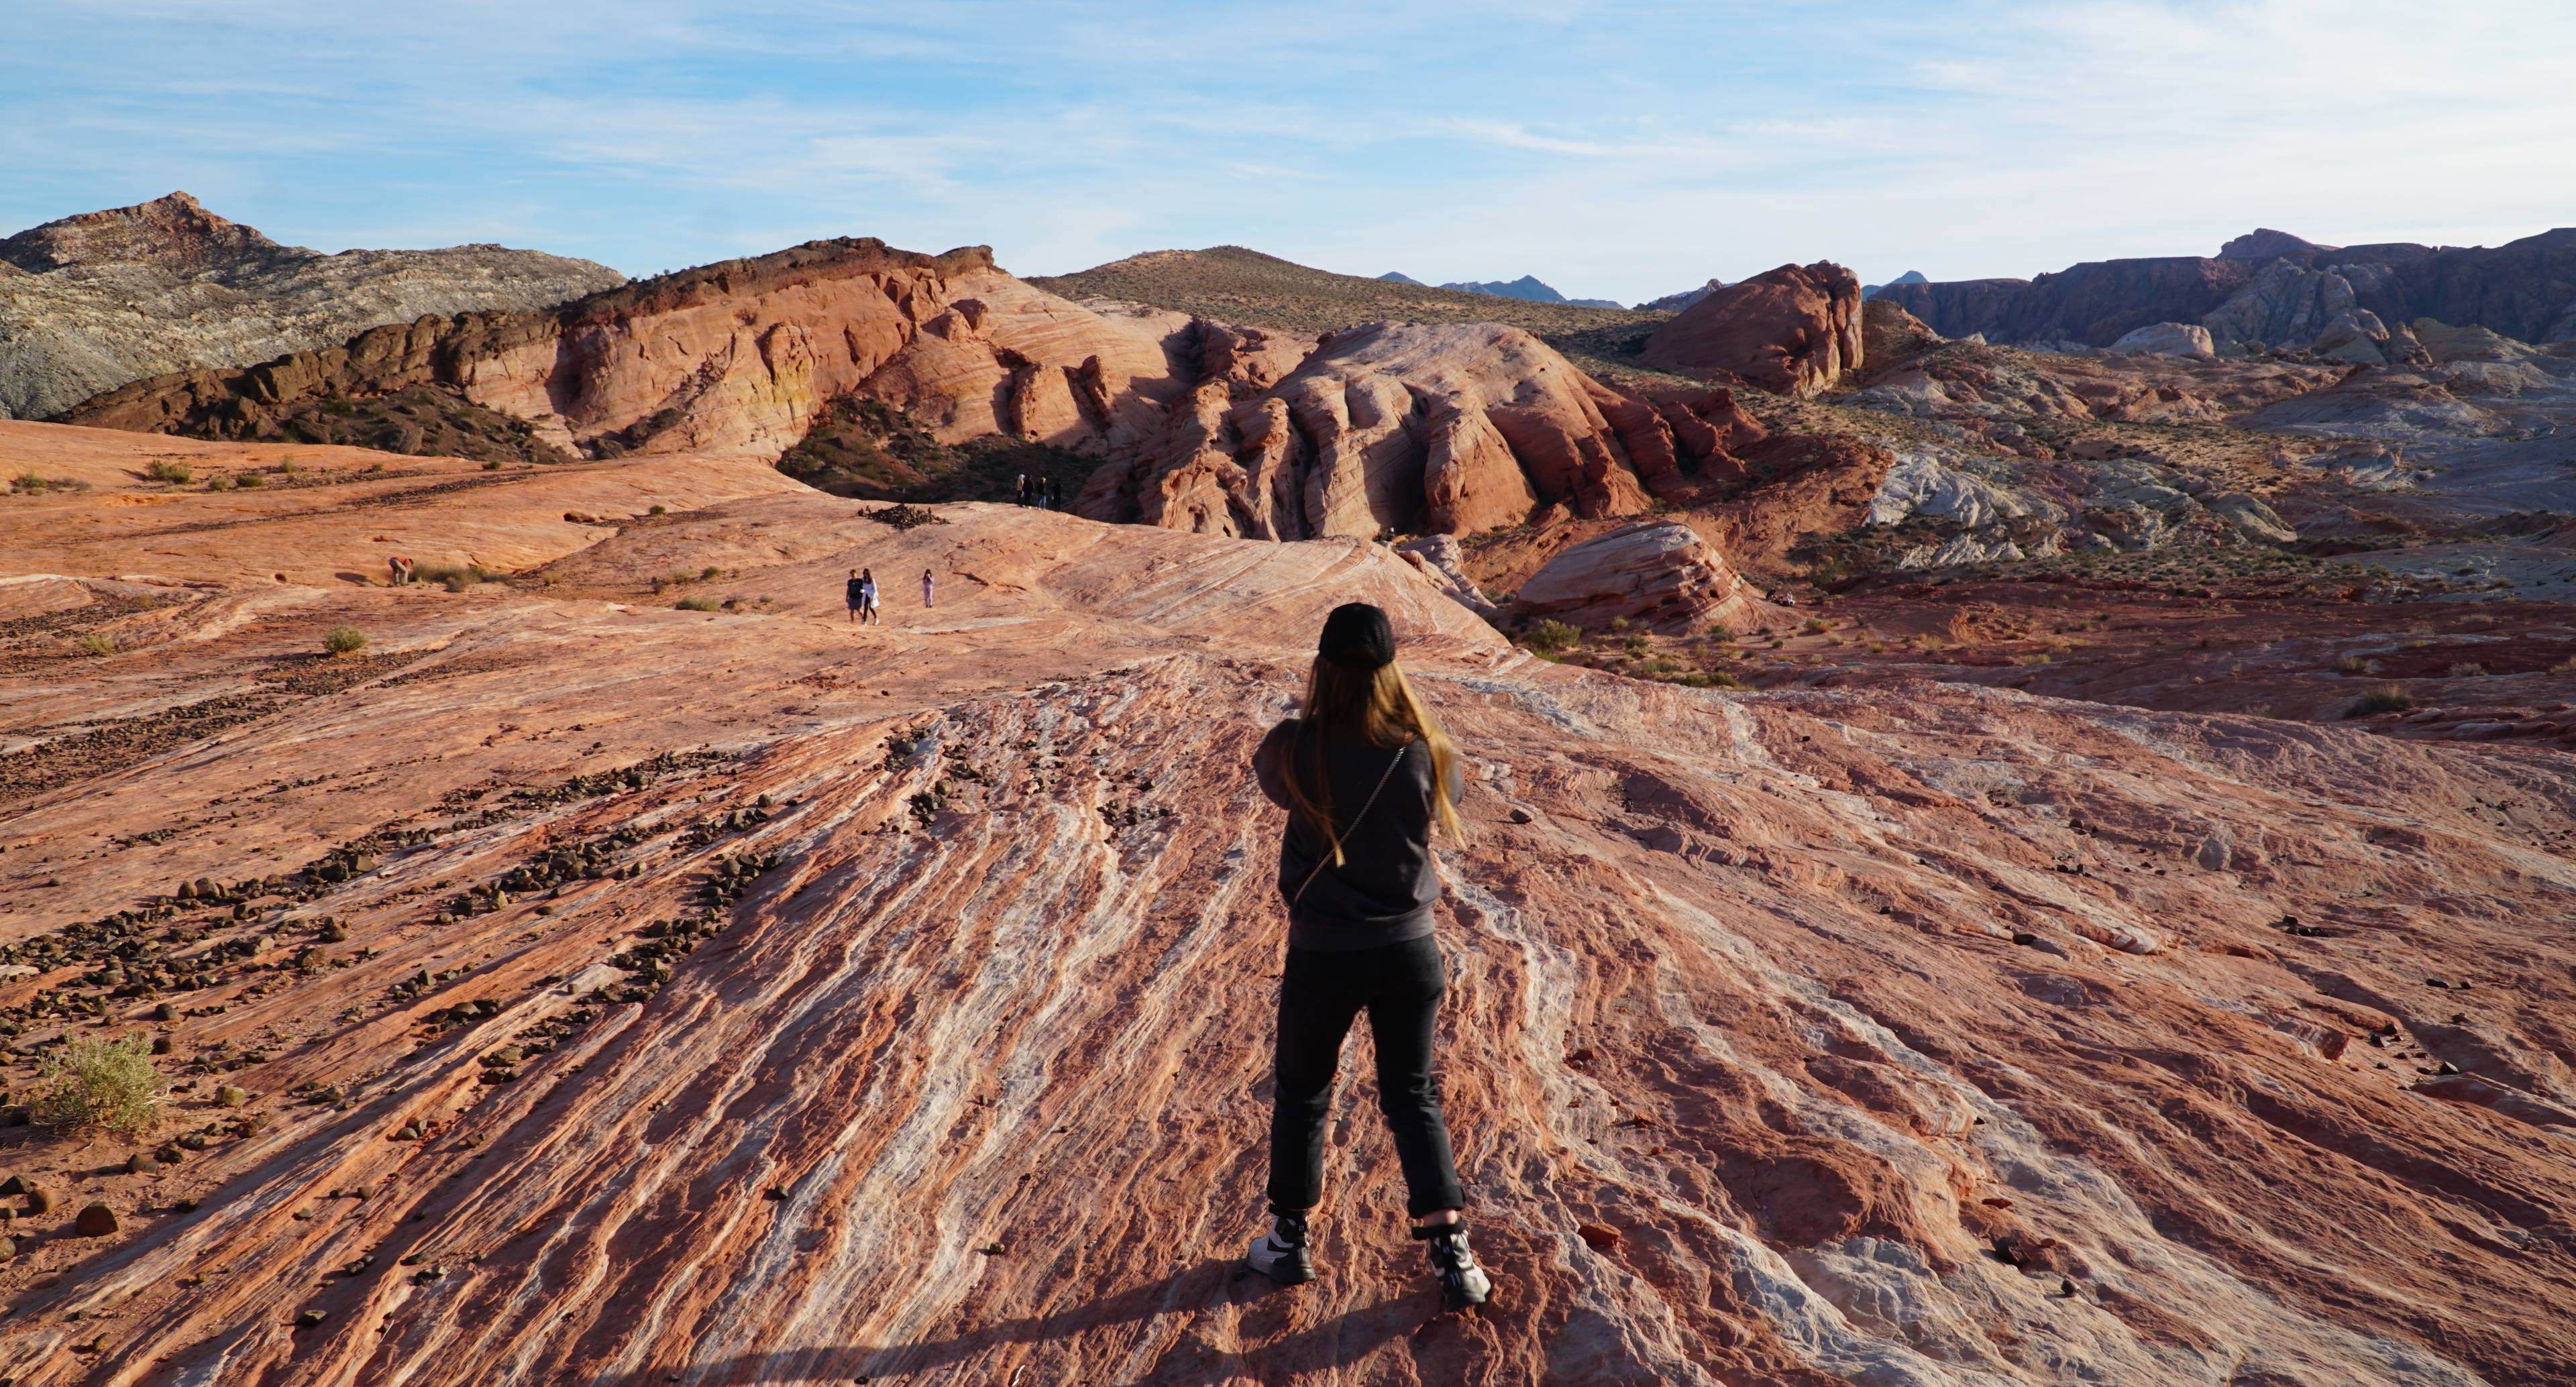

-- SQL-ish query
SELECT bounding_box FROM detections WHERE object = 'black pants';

[1265,934,1464,1219]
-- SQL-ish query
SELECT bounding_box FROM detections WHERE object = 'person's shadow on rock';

[588,1256,1439,1386]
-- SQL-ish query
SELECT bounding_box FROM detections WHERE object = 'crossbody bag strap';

[1291,744,1409,907]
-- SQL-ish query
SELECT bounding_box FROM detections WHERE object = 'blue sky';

[9,1,2573,304]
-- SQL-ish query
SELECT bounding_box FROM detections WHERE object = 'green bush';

[647,504,668,516]
[2342,685,2413,719]
[146,459,194,484]
[207,475,235,492]
[74,631,116,657]
[35,1034,164,1138]
[235,471,265,489]
[1523,619,1582,654]
[323,625,368,656]
[12,469,45,494]
[676,594,721,612]
[2446,662,2487,678]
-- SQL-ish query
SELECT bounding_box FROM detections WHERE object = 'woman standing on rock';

[1247,602,1492,1310]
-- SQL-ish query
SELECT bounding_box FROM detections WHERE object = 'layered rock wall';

[1,193,623,421]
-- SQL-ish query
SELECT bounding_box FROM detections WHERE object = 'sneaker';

[1246,1213,1314,1286]
[1415,1223,1493,1310]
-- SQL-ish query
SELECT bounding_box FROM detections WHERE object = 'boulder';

[1511,520,1789,634]
[1639,262,1865,397]
[1862,300,1945,371]
[2108,323,2216,359]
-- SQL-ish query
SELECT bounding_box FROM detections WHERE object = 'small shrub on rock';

[323,626,369,657]
[35,1035,163,1139]
[146,460,194,484]
[676,594,721,612]
[2342,685,2413,718]
[1523,620,1582,655]
[74,632,116,657]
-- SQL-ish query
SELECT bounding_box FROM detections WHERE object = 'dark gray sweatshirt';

[1253,718,1465,952]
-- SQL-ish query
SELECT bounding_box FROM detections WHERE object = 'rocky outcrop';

[1511,518,1788,633]
[2200,259,2394,359]
[1861,298,1946,371]
[2108,322,2217,358]
[1639,261,1864,397]
[0,192,622,421]
[1083,321,1725,539]
[65,237,1193,465]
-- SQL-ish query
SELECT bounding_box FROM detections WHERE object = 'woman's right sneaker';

[1415,1223,1493,1309]
[1246,1213,1314,1285]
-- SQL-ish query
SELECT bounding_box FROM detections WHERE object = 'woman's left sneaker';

[1247,1213,1314,1285]
[1415,1223,1493,1309]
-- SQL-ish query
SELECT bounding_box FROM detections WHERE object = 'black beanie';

[1318,602,1396,670]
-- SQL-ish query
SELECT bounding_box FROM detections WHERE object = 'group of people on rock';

[1014,473,1065,509]
[844,566,933,624]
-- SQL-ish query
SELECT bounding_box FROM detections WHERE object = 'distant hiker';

[1047,476,1064,509]
[1014,473,1029,506]
[857,567,880,626]
[845,568,864,624]
[920,568,935,610]
[1246,602,1491,1311]
[388,555,414,586]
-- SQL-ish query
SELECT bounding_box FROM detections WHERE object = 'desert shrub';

[2334,653,2381,675]
[2446,661,2487,678]
[35,1034,163,1138]
[207,475,235,492]
[648,504,668,516]
[1523,619,1582,654]
[2554,656,2576,675]
[413,561,498,593]
[482,460,503,471]
[12,469,44,494]
[1622,634,1651,657]
[2342,685,2413,718]
[235,471,265,488]
[146,459,193,484]
[676,594,721,612]
[323,625,368,656]
[74,632,116,657]
[274,455,299,474]
[700,566,722,581]
[1705,622,1734,641]
[1801,618,1829,635]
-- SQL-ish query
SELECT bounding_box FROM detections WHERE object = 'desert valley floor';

[0,421,2569,1385]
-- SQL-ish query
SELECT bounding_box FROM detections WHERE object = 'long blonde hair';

[1281,656,1465,865]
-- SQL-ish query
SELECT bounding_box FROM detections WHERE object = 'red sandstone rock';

[0,424,2572,1383]
[1088,321,1699,539]
[1640,261,1865,397]
[1511,518,1790,634]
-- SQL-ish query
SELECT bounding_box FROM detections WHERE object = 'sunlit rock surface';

[0,421,2571,1385]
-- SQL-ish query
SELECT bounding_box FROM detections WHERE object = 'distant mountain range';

[1379,271,1623,309]
[1874,229,2576,352]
